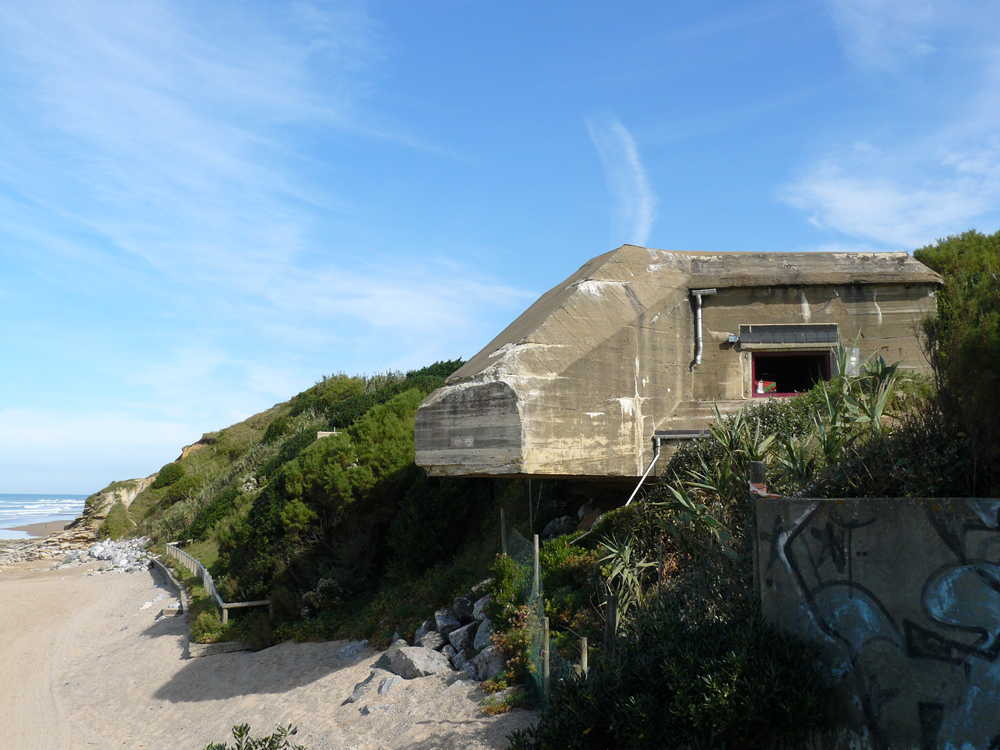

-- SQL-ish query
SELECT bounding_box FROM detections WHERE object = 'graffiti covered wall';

[755,496,1000,750]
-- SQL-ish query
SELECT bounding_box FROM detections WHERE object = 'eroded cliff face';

[71,474,157,531]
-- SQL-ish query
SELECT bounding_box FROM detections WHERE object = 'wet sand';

[6,519,73,537]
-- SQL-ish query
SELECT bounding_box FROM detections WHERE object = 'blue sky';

[2,0,999,493]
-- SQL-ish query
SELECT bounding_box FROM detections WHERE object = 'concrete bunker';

[415,245,941,489]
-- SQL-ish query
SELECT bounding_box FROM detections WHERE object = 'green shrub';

[486,553,531,632]
[203,724,306,750]
[98,500,134,539]
[152,462,185,489]
[160,473,204,508]
[191,610,224,643]
[509,597,829,750]
[385,473,484,575]
[188,486,243,541]
[916,229,1000,494]
[261,416,290,445]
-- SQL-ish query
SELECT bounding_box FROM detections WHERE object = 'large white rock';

[390,646,453,679]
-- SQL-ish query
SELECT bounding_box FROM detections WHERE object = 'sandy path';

[0,562,535,750]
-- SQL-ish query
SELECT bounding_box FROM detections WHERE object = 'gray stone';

[450,649,468,671]
[417,630,445,651]
[472,595,490,621]
[441,644,457,661]
[373,640,407,670]
[414,619,434,643]
[542,515,575,539]
[390,646,453,679]
[473,618,493,651]
[448,621,477,652]
[378,674,403,694]
[469,579,492,598]
[336,639,369,661]
[471,645,503,681]
[347,668,390,703]
[434,608,461,635]
[359,705,372,716]
[453,594,476,622]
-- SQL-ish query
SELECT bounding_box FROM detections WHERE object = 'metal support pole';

[542,616,550,702]
[580,636,588,677]
[604,590,618,654]
[501,508,508,557]
[528,478,533,537]
[657,537,664,604]
[222,607,228,625]
[533,534,540,599]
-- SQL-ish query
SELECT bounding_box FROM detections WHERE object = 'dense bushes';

[916,229,1000,494]
[509,595,828,750]
[152,462,184,489]
[98,500,134,539]
[221,362,466,602]
[385,473,486,575]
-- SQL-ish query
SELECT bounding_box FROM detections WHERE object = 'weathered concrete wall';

[697,284,937,401]
[416,246,941,480]
[755,496,1000,749]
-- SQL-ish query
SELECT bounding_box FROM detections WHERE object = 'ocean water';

[0,493,88,540]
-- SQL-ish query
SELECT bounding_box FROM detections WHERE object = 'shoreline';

[0,518,77,546]
[4,519,73,538]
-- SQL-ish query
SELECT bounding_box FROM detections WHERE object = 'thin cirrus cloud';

[783,143,1000,249]
[587,116,657,247]
[0,0,371,274]
[823,0,936,72]
[783,1,1000,249]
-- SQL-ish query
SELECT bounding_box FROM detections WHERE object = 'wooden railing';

[165,542,269,624]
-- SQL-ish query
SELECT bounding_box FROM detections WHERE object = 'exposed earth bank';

[0,560,535,750]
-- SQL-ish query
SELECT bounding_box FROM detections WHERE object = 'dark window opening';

[752,351,831,397]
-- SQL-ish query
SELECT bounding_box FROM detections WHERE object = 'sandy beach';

[0,560,535,750]
[5,519,72,537]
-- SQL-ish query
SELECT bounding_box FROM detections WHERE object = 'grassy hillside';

[110,359,528,646]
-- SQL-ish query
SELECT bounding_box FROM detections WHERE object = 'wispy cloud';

[784,2,1000,248]
[824,0,936,71]
[587,116,657,246]
[783,141,1000,248]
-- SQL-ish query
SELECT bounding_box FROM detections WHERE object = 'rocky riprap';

[0,532,152,574]
[343,579,504,705]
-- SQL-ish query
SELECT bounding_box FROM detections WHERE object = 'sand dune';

[0,561,535,750]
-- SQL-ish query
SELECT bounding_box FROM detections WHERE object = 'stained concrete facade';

[415,245,940,480]
[755,495,1000,749]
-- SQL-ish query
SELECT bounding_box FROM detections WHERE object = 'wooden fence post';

[580,636,588,677]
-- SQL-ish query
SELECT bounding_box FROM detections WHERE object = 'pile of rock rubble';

[0,523,97,566]
[79,538,153,573]
[0,533,152,573]
[342,579,504,705]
